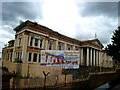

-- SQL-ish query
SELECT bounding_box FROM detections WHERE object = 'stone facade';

[2,20,113,68]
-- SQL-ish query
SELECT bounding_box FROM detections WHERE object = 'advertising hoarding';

[41,50,80,69]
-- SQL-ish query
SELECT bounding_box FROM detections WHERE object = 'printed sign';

[41,50,80,69]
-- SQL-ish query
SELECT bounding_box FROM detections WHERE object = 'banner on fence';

[41,50,80,69]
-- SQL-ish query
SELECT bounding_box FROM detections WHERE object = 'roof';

[8,40,14,43]
[14,20,81,45]
[81,39,104,49]
[14,20,104,49]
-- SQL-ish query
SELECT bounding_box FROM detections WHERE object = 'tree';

[106,26,120,63]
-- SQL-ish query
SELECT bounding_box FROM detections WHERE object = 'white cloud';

[39,0,80,37]
[1,0,118,49]
[0,25,14,43]
[38,0,118,47]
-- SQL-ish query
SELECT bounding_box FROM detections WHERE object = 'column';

[93,49,96,66]
[96,50,98,66]
[45,39,48,50]
[12,36,17,62]
[86,47,89,66]
[73,46,75,50]
[80,48,83,66]
[38,39,40,48]
[104,53,107,67]
[31,53,33,62]
[103,52,105,67]
[98,51,101,66]
[37,53,39,63]
[55,40,58,50]
[32,37,35,47]
[98,51,100,66]
[97,50,99,66]
[28,36,31,46]
[22,33,28,63]
[99,51,102,72]
[90,48,93,66]
[64,43,67,50]
[101,52,103,67]
[42,39,44,49]
[103,52,105,66]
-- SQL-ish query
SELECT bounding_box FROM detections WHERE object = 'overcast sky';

[0,0,119,53]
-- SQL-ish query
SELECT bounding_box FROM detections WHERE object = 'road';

[111,83,120,90]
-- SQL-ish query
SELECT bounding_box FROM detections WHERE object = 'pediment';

[81,39,104,49]
[91,39,104,49]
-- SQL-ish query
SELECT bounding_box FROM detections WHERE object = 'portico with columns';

[79,39,104,67]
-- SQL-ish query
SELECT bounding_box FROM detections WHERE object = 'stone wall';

[3,61,73,89]
[57,75,65,85]
[66,75,72,84]
[3,61,62,78]
[10,74,72,89]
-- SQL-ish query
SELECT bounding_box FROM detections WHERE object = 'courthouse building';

[2,20,113,68]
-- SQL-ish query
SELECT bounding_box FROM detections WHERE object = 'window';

[30,37,33,46]
[19,38,21,46]
[20,52,22,60]
[17,52,19,59]
[10,53,12,61]
[68,47,71,50]
[28,53,32,62]
[58,43,62,50]
[39,54,41,62]
[33,53,37,62]
[40,39,43,48]
[48,41,52,50]
[67,45,71,50]
[16,52,22,60]
[75,47,79,50]
[35,38,38,46]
